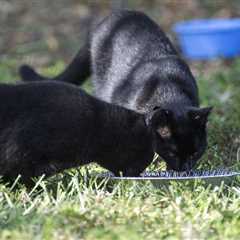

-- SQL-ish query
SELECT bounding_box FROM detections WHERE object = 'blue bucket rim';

[173,18,240,34]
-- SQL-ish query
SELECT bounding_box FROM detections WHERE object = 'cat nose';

[166,160,181,171]
[181,160,195,171]
[180,164,190,171]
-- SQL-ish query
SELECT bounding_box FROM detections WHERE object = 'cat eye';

[157,126,171,138]
[191,152,198,158]
[194,115,200,120]
[169,152,175,157]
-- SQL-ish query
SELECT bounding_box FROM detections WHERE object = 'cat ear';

[152,106,172,117]
[145,108,172,136]
[188,107,213,125]
[153,106,160,111]
[157,126,172,138]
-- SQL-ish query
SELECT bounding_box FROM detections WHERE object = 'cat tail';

[19,43,91,85]
[19,65,47,82]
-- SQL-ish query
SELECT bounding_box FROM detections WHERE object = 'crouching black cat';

[20,10,212,171]
[0,81,154,184]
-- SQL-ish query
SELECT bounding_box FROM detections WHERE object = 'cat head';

[145,106,212,171]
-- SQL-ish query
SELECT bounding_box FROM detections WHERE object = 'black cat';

[20,10,212,171]
[0,81,154,184]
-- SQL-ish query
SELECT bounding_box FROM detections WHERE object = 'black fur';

[0,81,154,184]
[20,10,212,171]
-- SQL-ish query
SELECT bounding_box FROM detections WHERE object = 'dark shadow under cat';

[0,81,156,185]
[20,10,212,171]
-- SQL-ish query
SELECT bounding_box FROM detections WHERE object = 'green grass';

[0,59,240,239]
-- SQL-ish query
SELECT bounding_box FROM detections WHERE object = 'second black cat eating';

[20,10,212,170]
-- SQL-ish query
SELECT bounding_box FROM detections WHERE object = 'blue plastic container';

[173,19,240,60]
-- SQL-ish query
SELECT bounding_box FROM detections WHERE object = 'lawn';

[0,59,239,240]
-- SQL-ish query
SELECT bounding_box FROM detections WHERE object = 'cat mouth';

[166,160,195,171]
[181,160,196,171]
